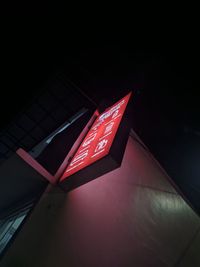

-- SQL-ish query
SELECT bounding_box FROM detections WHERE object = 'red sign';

[60,92,132,181]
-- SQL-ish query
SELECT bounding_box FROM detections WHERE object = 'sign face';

[60,92,132,182]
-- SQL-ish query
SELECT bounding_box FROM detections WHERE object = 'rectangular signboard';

[59,92,132,191]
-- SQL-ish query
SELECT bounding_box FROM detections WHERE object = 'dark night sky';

[1,22,200,212]
[1,23,199,131]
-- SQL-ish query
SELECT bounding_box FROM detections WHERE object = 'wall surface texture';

[1,136,200,267]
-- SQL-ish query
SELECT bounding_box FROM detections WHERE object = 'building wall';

[1,136,200,267]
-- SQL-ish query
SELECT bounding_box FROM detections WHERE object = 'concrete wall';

[0,154,48,219]
[1,136,200,267]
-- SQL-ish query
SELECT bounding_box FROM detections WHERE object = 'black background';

[1,18,200,212]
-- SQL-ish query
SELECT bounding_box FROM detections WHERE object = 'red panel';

[54,110,99,180]
[60,92,132,182]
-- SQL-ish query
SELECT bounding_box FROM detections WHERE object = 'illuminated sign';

[59,92,132,190]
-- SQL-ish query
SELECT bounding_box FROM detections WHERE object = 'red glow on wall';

[60,92,132,181]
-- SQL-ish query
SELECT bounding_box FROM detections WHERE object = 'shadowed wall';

[1,135,200,267]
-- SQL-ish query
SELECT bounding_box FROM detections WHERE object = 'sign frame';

[59,92,132,192]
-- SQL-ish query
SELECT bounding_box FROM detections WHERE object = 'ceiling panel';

[0,73,96,165]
